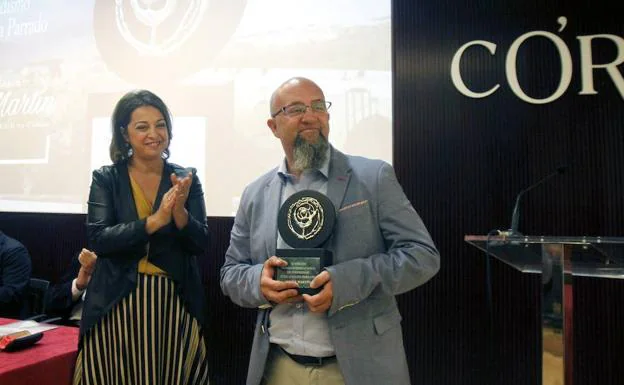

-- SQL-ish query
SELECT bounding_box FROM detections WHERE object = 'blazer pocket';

[335,200,373,230]
[373,309,402,335]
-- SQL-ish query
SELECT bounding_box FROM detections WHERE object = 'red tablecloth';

[0,318,79,385]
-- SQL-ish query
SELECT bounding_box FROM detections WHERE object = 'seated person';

[46,248,97,325]
[0,231,32,318]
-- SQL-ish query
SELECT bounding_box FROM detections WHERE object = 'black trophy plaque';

[275,190,335,295]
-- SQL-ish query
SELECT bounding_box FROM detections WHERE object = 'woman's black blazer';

[80,160,209,336]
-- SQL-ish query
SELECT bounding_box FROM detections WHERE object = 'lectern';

[464,235,624,385]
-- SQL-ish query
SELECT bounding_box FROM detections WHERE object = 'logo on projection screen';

[115,0,207,55]
[94,0,247,82]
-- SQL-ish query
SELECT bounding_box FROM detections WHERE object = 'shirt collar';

[277,145,331,181]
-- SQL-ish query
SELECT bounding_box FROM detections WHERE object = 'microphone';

[506,165,568,236]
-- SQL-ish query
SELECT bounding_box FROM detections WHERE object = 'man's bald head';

[269,77,325,116]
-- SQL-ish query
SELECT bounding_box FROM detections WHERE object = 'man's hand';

[302,270,333,313]
[260,256,301,304]
[77,248,97,273]
[76,248,98,291]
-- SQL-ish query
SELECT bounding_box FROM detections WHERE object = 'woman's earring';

[120,127,133,157]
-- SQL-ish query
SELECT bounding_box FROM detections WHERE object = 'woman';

[74,90,210,385]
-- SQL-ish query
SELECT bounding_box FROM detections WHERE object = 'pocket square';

[339,199,369,212]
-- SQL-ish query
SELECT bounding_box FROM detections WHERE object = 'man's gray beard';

[292,132,329,172]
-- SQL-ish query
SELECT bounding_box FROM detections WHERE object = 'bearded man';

[220,77,440,385]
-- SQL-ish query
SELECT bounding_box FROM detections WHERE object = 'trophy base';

[275,248,333,295]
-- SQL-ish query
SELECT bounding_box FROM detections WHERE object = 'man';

[47,248,97,325]
[220,77,440,385]
[0,231,32,318]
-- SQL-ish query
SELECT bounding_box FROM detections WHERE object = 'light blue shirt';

[268,149,335,357]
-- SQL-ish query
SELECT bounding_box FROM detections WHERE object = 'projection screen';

[0,0,392,216]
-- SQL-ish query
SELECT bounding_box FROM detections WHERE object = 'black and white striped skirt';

[73,273,209,385]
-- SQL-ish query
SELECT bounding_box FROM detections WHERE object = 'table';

[0,318,79,385]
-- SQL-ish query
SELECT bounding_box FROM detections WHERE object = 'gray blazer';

[220,147,440,385]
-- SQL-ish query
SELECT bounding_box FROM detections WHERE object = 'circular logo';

[114,0,208,56]
[288,196,324,240]
[278,190,336,248]
[93,0,247,83]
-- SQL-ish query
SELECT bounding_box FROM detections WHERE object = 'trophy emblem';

[276,190,336,294]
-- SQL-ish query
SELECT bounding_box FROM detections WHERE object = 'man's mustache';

[295,131,327,143]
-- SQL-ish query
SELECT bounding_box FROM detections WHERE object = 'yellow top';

[129,174,168,276]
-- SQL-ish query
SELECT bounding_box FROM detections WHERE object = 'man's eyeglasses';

[271,100,332,118]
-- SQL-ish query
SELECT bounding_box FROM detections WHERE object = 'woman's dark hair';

[109,90,173,163]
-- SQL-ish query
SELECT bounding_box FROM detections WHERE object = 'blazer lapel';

[327,147,351,211]
[264,175,282,258]
[118,162,139,220]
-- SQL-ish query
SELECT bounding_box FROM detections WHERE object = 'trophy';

[275,190,336,295]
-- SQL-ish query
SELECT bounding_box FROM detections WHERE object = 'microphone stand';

[506,166,567,236]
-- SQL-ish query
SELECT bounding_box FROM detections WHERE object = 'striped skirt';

[73,273,209,385]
